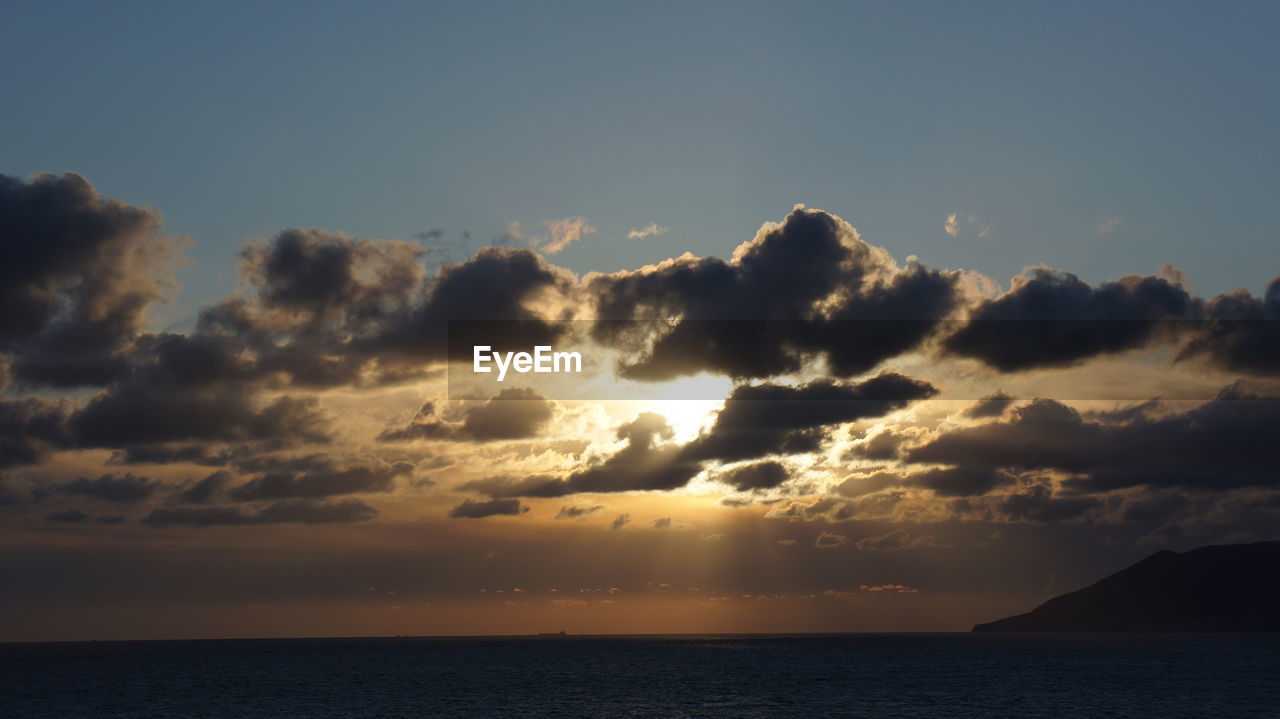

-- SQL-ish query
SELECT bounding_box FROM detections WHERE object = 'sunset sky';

[2,1,1279,641]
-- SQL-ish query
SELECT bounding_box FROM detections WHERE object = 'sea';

[2,633,1278,718]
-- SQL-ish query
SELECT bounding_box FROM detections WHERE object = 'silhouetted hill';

[973,541,1280,632]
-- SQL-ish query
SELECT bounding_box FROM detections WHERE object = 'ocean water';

[2,634,1278,718]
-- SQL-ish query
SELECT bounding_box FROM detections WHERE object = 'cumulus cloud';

[1177,277,1280,376]
[0,398,73,468]
[719,461,790,491]
[609,513,632,530]
[380,389,555,442]
[680,374,937,464]
[0,172,180,388]
[72,390,330,448]
[964,392,1016,419]
[589,207,962,381]
[906,387,1280,493]
[942,268,1196,371]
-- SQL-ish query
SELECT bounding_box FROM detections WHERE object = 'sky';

[1,1,1279,641]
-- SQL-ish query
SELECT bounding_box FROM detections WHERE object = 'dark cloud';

[72,389,330,448]
[555,504,605,519]
[0,172,178,388]
[720,461,790,491]
[995,485,1102,523]
[1177,277,1280,376]
[380,389,554,442]
[608,513,631,531]
[964,392,1015,419]
[906,387,1280,492]
[651,517,672,529]
[176,471,232,504]
[375,246,574,366]
[460,474,571,499]
[589,207,961,381]
[109,444,234,466]
[142,499,378,527]
[243,228,425,327]
[942,269,1196,371]
[448,498,527,519]
[847,429,906,460]
[0,398,73,468]
[228,461,413,501]
[680,374,937,463]
[466,412,703,500]
[45,509,90,524]
[39,473,159,504]
[465,377,934,503]
[907,466,1019,497]
[564,413,702,494]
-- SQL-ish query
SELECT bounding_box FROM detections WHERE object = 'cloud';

[46,509,90,524]
[72,389,330,448]
[39,473,159,503]
[380,389,554,442]
[228,461,413,501]
[906,466,1019,497]
[964,392,1015,419]
[448,498,527,519]
[814,531,848,548]
[680,373,938,463]
[589,207,962,381]
[609,513,631,531]
[944,212,983,238]
[627,223,668,240]
[944,212,961,236]
[942,268,1196,371]
[846,429,907,460]
[0,172,180,388]
[1177,277,1280,376]
[854,529,935,551]
[0,398,73,468]
[555,504,604,519]
[110,444,235,467]
[1097,216,1122,235]
[651,517,672,529]
[719,461,790,491]
[142,499,378,527]
[176,471,232,504]
[996,485,1102,523]
[531,217,595,254]
[905,386,1280,493]
[463,376,935,502]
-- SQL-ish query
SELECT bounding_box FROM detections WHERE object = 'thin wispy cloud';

[532,216,596,254]
[945,211,988,238]
[627,222,668,240]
